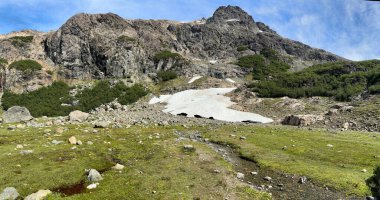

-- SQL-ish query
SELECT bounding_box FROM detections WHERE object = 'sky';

[0,0,379,61]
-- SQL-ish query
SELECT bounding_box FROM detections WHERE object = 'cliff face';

[0,5,344,92]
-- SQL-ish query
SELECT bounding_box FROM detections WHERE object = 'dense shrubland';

[9,60,42,73]
[236,48,291,80]
[157,70,178,82]
[2,81,149,117]
[249,60,380,101]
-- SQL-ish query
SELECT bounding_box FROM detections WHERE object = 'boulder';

[88,169,103,182]
[24,190,52,200]
[94,121,110,128]
[2,106,33,123]
[282,114,324,126]
[69,110,89,122]
[0,187,19,200]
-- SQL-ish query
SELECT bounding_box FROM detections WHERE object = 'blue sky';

[0,0,379,61]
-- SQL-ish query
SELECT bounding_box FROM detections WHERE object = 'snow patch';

[188,76,203,84]
[226,19,240,22]
[226,78,236,83]
[150,88,273,123]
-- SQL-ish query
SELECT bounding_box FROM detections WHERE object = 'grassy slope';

[0,124,270,200]
[203,125,379,196]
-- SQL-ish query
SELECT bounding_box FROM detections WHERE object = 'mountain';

[0,5,344,93]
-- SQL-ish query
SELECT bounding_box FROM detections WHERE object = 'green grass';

[117,35,136,43]
[0,125,270,200]
[9,60,42,73]
[202,125,379,196]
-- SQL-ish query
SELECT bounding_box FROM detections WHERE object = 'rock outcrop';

[282,114,324,126]
[0,5,344,89]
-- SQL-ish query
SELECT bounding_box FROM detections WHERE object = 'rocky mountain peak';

[60,13,127,34]
[207,5,255,25]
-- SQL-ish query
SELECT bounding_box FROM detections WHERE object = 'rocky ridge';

[0,6,344,93]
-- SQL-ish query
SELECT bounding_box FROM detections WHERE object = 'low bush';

[236,49,291,80]
[251,60,380,101]
[237,46,249,52]
[153,51,181,62]
[9,60,42,73]
[117,35,136,43]
[157,70,177,82]
[2,81,73,117]
[9,36,33,47]
[2,81,149,117]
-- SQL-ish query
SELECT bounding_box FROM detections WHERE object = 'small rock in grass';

[76,140,83,145]
[7,126,16,130]
[250,171,258,176]
[0,187,19,200]
[71,146,77,150]
[361,169,367,173]
[230,134,236,138]
[282,146,288,150]
[213,169,221,173]
[264,176,272,181]
[68,136,77,145]
[239,136,246,140]
[55,127,64,134]
[299,176,307,184]
[20,150,33,155]
[87,141,93,145]
[51,140,63,145]
[88,169,103,182]
[24,189,52,200]
[366,196,375,200]
[327,144,334,148]
[236,172,245,179]
[16,145,23,149]
[183,145,195,151]
[86,183,99,190]
[112,163,125,170]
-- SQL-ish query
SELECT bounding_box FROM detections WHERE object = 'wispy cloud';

[0,0,379,60]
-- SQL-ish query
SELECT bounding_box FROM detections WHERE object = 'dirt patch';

[52,181,86,196]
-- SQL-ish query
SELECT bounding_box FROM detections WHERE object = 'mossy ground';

[0,124,270,200]
[202,124,380,196]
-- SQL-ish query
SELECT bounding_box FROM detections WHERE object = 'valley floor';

[0,122,378,199]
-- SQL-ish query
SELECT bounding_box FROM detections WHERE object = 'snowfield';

[149,88,273,123]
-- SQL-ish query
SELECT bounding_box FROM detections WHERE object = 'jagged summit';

[207,5,255,25]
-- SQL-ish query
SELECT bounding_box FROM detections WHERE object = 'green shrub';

[76,81,149,112]
[2,81,73,117]
[236,50,291,80]
[366,166,380,198]
[2,81,149,117]
[117,35,136,43]
[9,60,42,73]
[237,46,249,52]
[9,36,33,43]
[153,51,181,62]
[9,36,33,47]
[157,70,177,82]
[251,60,380,101]
[0,58,7,66]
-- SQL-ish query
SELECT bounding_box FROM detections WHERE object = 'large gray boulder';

[0,187,19,200]
[2,106,33,123]
[282,114,324,126]
[87,169,103,182]
[69,110,89,122]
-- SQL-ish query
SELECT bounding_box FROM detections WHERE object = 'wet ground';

[208,143,362,200]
